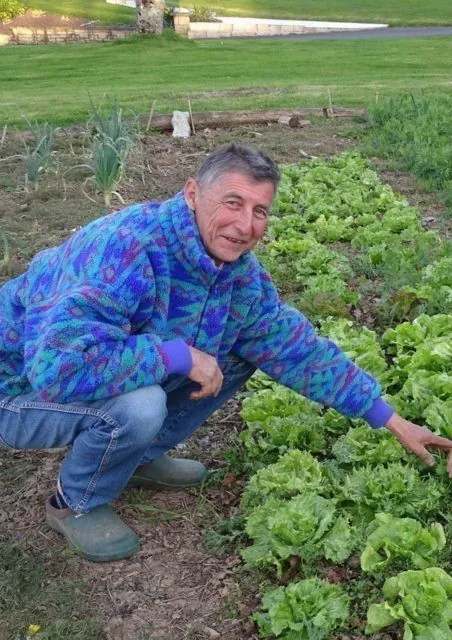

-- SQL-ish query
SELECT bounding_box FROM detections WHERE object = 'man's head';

[184,144,280,265]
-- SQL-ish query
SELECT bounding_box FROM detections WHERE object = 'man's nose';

[234,208,254,235]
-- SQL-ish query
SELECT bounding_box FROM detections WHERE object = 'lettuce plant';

[242,493,354,572]
[361,513,446,573]
[241,385,317,425]
[332,426,408,466]
[381,314,452,424]
[340,463,444,523]
[241,413,326,466]
[366,567,452,638]
[241,450,327,511]
[255,577,349,640]
[318,317,387,378]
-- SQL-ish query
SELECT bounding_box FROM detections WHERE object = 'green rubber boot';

[46,496,140,562]
[128,454,207,490]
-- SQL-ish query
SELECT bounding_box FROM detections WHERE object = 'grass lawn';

[181,0,452,26]
[27,0,452,27]
[27,0,136,24]
[2,35,452,127]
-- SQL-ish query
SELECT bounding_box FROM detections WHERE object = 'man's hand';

[187,346,223,400]
[386,413,452,476]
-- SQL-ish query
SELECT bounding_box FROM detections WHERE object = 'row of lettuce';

[233,153,452,639]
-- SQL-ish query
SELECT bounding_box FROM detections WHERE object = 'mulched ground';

[1,118,448,639]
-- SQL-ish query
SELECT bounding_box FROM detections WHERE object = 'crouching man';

[1,143,451,562]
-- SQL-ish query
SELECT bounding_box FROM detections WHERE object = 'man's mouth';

[224,236,246,245]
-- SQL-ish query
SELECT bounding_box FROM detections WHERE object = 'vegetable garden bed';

[1,115,452,639]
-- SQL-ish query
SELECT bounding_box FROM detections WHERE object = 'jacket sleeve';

[232,265,383,420]
[23,272,169,403]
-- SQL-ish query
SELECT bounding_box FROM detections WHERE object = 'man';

[1,144,451,562]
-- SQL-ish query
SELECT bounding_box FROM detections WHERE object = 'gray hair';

[196,143,280,191]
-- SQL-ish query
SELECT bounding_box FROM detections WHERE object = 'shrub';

[0,0,25,21]
[190,5,217,22]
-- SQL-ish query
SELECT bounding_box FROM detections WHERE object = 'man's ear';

[184,177,199,211]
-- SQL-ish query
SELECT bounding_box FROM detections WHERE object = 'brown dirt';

[0,119,446,639]
[0,10,95,35]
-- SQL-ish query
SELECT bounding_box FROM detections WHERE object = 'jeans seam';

[0,399,118,427]
[75,425,120,512]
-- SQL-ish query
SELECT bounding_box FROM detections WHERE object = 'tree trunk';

[136,0,165,34]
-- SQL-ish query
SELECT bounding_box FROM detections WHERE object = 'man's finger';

[427,434,452,450]
[411,444,435,467]
[447,452,452,478]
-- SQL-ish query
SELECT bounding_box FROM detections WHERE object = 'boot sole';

[127,476,206,491]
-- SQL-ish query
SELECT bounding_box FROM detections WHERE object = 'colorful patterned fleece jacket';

[0,193,392,427]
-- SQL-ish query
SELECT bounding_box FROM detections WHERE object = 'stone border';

[0,25,134,45]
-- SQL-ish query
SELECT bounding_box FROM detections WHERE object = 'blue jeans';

[0,355,254,513]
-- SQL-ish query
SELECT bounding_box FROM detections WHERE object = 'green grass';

[363,92,452,206]
[2,35,452,127]
[0,541,104,639]
[26,0,452,27]
[180,0,452,26]
[27,0,136,24]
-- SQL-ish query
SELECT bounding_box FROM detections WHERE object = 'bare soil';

[0,119,448,640]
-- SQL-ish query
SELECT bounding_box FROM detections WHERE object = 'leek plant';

[0,231,12,275]
[22,120,56,191]
[85,100,133,206]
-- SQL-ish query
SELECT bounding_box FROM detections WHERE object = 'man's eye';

[255,209,268,220]
[225,200,241,209]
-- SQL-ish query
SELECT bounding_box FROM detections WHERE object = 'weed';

[205,515,247,556]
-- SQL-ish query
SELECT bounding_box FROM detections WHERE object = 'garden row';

[230,152,452,638]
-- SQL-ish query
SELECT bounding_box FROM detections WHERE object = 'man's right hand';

[187,346,223,400]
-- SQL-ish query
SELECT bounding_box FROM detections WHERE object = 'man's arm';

[233,261,452,471]
[23,279,191,403]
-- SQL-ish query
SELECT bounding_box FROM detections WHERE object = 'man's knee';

[101,385,168,449]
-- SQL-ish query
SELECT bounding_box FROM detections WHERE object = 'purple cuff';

[363,397,395,429]
[159,339,192,376]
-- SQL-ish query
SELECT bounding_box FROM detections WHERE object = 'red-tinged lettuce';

[361,513,446,573]
[339,463,444,523]
[255,577,349,640]
[365,568,452,638]
[241,450,327,511]
[241,493,354,573]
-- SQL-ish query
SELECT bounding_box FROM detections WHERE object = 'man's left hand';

[386,413,452,477]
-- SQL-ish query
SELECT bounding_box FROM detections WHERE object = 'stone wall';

[187,22,324,39]
[1,26,134,45]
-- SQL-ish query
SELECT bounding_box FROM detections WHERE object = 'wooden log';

[7,107,366,142]
[142,107,365,132]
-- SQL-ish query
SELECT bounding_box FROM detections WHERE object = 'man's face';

[184,171,275,265]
